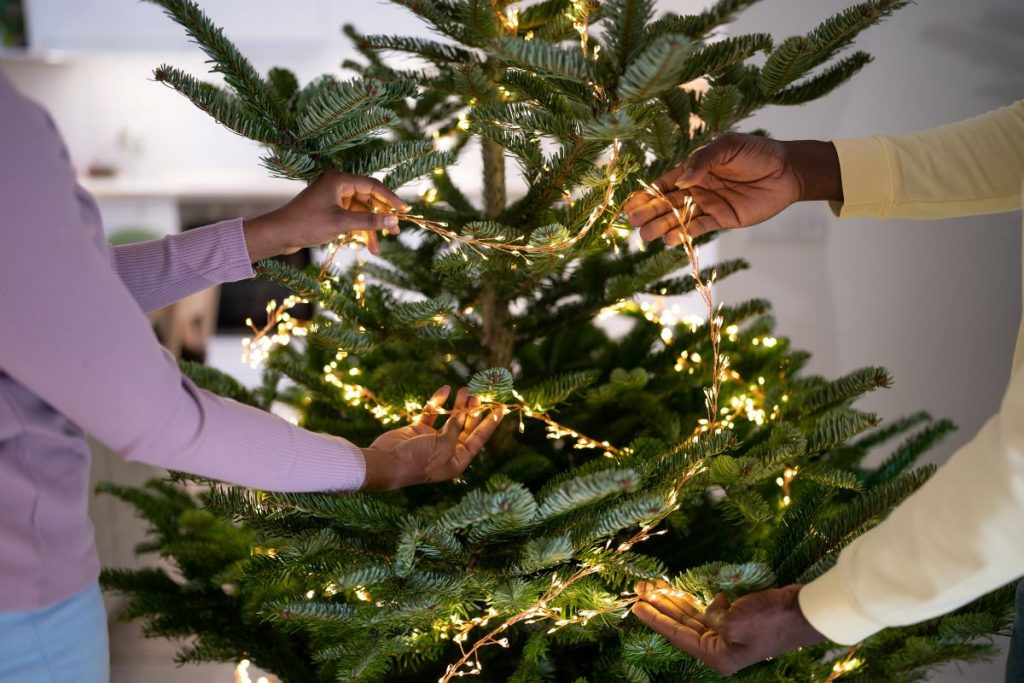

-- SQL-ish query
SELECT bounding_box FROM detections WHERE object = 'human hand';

[624,133,841,245]
[360,386,505,490]
[244,171,410,260]
[632,580,825,675]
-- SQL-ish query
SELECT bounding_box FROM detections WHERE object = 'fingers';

[417,386,452,428]
[462,395,483,435]
[336,174,409,210]
[636,581,708,634]
[664,215,722,245]
[632,601,708,656]
[353,175,410,216]
[623,190,650,218]
[336,207,399,234]
[364,229,380,255]
[631,190,693,236]
[460,404,504,457]
[445,404,505,477]
[639,212,684,243]
[440,401,467,447]
[703,593,732,633]
[687,186,740,229]
[452,386,469,412]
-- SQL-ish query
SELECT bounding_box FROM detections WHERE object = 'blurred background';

[1,0,1020,680]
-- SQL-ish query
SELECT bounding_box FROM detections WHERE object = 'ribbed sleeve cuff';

[178,217,255,283]
[288,432,368,491]
[829,137,897,219]
[798,567,886,645]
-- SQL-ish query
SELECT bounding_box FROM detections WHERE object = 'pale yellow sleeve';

[800,356,1024,644]
[830,100,1024,220]
[799,102,1024,645]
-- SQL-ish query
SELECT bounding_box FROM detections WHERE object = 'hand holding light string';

[361,386,505,490]
[245,171,411,260]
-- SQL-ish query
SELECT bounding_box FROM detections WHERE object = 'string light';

[777,466,798,506]
[241,296,310,368]
[233,659,277,683]
[565,0,593,57]
[401,139,626,262]
[439,464,707,683]
[636,184,725,429]
[827,646,863,681]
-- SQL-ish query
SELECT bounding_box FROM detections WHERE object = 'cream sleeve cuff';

[828,137,897,219]
[798,567,887,646]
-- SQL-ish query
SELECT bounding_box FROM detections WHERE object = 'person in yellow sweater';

[623,101,1024,678]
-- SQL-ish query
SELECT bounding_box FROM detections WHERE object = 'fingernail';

[636,582,651,595]
[675,168,696,187]
[384,215,398,229]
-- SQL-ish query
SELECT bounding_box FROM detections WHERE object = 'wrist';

[360,447,397,490]
[786,584,828,647]
[243,212,291,262]
[783,140,844,203]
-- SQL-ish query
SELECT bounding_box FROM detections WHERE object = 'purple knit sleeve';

[0,75,366,493]
[110,219,255,313]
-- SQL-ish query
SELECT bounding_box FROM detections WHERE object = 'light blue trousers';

[0,582,109,683]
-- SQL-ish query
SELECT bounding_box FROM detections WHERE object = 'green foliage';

[100,2,1013,682]
[153,65,280,143]
[468,367,516,403]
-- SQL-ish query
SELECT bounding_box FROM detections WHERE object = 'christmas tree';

[100,1,1016,681]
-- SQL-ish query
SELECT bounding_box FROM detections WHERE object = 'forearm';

[110,218,255,312]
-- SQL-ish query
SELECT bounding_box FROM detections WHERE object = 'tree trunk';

[480,137,512,369]
[479,137,517,452]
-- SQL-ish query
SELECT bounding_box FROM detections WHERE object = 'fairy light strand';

[637,182,726,428]
[403,139,624,264]
[826,645,862,681]
[439,463,706,682]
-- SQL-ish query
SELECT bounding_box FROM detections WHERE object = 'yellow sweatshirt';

[799,101,1024,645]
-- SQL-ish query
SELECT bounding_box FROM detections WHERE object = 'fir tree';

[101,1,1016,681]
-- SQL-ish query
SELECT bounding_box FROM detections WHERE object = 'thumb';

[337,209,400,235]
[675,145,715,189]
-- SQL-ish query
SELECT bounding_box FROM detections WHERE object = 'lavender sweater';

[0,75,366,611]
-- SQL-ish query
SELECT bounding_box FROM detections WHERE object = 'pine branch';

[617,35,693,103]
[356,33,477,63]
[144,0,290,130]
[641,0,763,45]
[602,0,657,73]
[769,51,873,105]
[759,0,907,94]
[492,37,597,82]
[153,65,279,143]
[866,419,956,486]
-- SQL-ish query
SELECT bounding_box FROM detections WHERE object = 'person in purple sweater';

[0,74,504,682]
